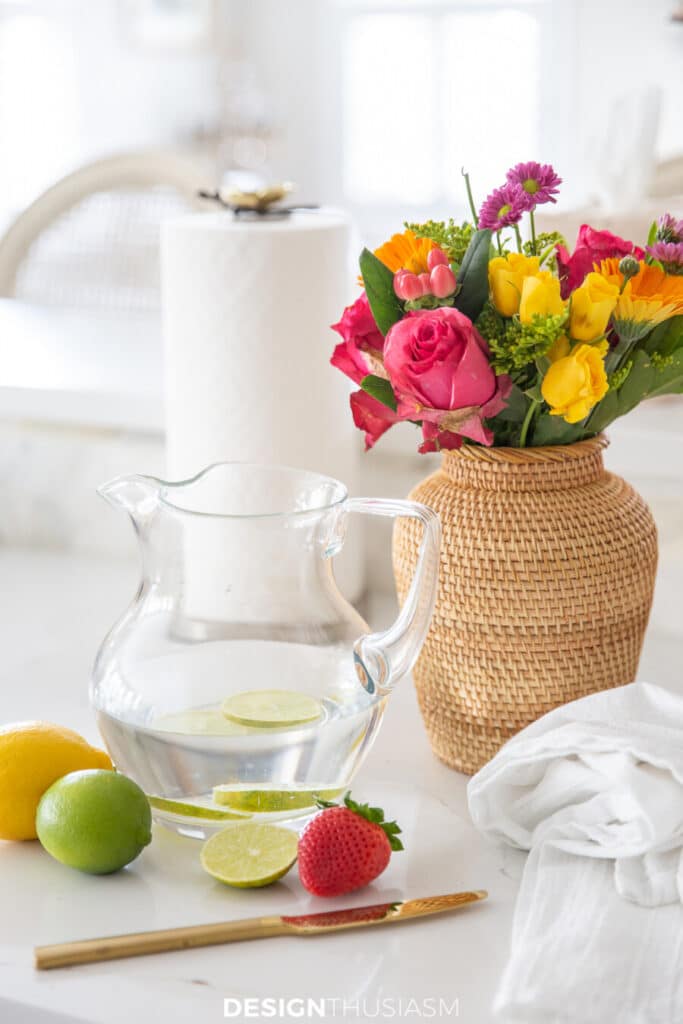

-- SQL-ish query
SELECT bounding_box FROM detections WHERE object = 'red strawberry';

[298,792,403,897]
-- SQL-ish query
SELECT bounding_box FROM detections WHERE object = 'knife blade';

[34,890,487,970]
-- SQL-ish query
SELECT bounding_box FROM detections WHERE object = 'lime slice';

[200,823,298,887]
[154,710,253,736]
[212,786,344,813]
[222,690,322,729]
[148,796,248,821]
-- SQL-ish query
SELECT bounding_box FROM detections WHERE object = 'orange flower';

[374,230,436,275]
[598,258,683,324]
[595,258,683,343]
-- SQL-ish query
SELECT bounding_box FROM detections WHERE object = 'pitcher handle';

[345,498,441,695]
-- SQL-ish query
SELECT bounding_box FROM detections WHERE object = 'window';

[322,0,575,239]
[0,7,80,229]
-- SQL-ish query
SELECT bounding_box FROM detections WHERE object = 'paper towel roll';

[161,208,363,599]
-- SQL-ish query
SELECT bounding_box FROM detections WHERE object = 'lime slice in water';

[148,796,248,821]
[221,690,322,728]
[212,786,344,813]
[200,822,298,887]
[154,710,253,736]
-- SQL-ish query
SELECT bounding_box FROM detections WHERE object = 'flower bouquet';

[331,162,683,452]
[331,163,679,773]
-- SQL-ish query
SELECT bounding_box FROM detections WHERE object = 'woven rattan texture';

[393,437,658,774]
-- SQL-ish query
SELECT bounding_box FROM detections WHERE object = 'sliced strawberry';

[298,793,403,897]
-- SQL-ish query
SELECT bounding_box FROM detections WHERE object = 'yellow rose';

[541,342,609,424]
[488,253,540,317]
[569,272,620,342]
[546,334,570,362]
[519,271,566,323]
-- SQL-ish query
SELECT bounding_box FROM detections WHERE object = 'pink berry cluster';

[393,248,457,302]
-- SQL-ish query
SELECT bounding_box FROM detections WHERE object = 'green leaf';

[647,220,658,247]
[488,383,528,424]
[405,293,454,311]
[586,389,619,433]
[530,413,585,447]
[359,248,404,336]
[647,349,683,398]
[587,351,652,433]
[617,349,653,414]
[360,374,398,411]
[524,381,544,402]
[342,792,404,852]
[643,315,683,357]
[453,228,492,322]
[604,335,635,374]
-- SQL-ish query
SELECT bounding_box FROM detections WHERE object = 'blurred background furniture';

[0,148,211,451]
[0,149,210,306]
[649,153,683,198]
[537,151,683,249]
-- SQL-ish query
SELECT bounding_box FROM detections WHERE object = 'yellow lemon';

[0,721,112,840]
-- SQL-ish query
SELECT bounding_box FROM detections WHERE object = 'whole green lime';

[36,769,152,874]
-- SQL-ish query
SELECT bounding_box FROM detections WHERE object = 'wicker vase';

[392,435,658,775]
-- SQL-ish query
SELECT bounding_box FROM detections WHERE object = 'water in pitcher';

[96,639,387,838]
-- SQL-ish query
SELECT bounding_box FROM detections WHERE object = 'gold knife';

[34,890,487,970]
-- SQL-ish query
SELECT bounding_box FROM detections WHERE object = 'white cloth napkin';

[467,682,683,1023]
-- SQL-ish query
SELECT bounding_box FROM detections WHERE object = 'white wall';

[572,0,682,203]
[576,0,681,159]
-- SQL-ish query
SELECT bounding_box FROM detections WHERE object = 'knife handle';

[35,915,287,970]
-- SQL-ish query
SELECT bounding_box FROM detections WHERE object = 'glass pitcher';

[92,464,440,837]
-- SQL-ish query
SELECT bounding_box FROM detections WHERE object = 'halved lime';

[221,690,322,729]
[200,822,298,887]
[212,786,344,813]
[148,796,248,821]
[154,710,253,736]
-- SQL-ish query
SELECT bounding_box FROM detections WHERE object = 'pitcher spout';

[97,474,161,520]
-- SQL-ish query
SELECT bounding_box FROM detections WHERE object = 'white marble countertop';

[0,548,680,1024]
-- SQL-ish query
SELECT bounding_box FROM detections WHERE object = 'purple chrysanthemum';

[505,161,562,210]
[478,183,526,231]
[656,213,683,245]
[646,241,683,274]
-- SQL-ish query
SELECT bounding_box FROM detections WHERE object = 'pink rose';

[383,307,511,451]
[350,390,400,450]
[556,225,645,298]
[331,293,385,385]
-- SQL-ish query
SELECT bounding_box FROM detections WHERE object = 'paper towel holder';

[197,181,319,218]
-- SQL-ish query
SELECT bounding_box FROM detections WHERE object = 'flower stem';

[513,223,523,253]
[529,209,538,256]
[496,230,503,255]
[538,242,557,267]
[519,398,539,448]
[462,168,478,224]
